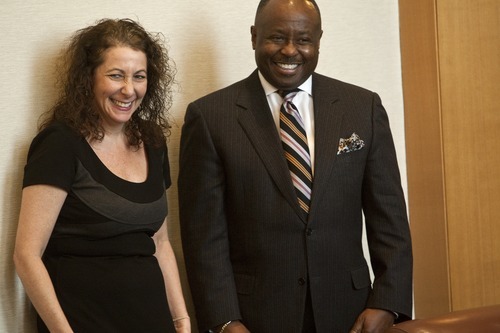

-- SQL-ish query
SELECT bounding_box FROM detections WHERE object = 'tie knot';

[278,88,301,99]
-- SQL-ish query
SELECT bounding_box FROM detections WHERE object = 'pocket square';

[337,133,365,155]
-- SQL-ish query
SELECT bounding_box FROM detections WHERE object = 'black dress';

[23,122,175,333]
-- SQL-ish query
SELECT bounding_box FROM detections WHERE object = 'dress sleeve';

[23,123,78,192]
[162,142,171,190]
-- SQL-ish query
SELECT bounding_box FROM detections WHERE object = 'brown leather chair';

[387,304,500,333]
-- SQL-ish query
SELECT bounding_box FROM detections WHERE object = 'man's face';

[251,0,322,90]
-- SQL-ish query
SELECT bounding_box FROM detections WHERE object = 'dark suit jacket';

[178,70,412,333]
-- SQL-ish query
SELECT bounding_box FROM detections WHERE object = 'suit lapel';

[236,71,306,221]
[308,74,345,222]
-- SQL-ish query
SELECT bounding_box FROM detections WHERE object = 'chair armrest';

[386,304,500,333]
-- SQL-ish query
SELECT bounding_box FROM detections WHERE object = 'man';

[178,0,412,332]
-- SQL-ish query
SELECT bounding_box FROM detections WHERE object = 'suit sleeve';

[178,102,241,331]
[362,93,413,321]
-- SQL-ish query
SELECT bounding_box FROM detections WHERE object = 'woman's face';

[92,46,147,130]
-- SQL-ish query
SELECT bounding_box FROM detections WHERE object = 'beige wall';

[0,1,406,331]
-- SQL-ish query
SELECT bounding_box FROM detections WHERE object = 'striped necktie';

[279,89,313,215]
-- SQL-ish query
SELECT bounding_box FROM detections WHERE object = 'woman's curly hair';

[40,18,175,148]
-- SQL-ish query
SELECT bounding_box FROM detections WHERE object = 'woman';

[13,19,190,333]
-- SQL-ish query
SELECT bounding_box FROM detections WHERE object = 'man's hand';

[349,308,395,333]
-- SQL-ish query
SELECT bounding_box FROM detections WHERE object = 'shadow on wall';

[166,12,225,333]
[1,39,62,332]
[1,141,36,333]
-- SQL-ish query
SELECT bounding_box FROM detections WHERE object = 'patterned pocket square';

[337,133,365,155]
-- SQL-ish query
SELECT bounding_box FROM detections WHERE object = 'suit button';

[298,278,306,286]
[306,228,313,236]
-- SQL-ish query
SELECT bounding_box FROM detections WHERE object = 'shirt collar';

[258,71,313,97]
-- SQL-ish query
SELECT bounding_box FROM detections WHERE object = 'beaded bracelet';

[219,320,232,333]
[172,316,190,322]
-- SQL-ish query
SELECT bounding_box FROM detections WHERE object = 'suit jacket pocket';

[335,147,366,165]
[350,265,371,290]
[234,273,255,295]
